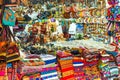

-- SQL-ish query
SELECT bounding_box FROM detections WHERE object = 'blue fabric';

[106,51,118,57]
[73,62,83,64]
[44,58,57,65]
[7,63,12,68]
[76,23,84,33]
[41,70,57,75]
[30,78,34,80]
[42,74,58,80]
[36,78,40,80]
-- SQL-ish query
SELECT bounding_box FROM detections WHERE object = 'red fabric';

[107,9,111,16]
[58,59,73,65]
[60,74,74,80]
[73,59,85,62]
[60,64,73,70]
[57,52,72,58]
[61,67,74,72]
[74,72,85,76]
[8,73,12,80]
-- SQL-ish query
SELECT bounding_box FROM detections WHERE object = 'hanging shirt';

[28,11,38,19]
[42,4,47,11]
[69,23,77,34]
[57,25,63,34]
[76,23,84,33]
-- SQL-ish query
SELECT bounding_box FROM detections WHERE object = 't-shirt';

[28,11,38,19]
[57,25,63,34]
[69,23,77,34]
[76,23,84,33]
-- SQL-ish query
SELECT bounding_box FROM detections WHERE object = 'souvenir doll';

[63,4,71,18]
[70,3,79,18]
[47,19,57,34]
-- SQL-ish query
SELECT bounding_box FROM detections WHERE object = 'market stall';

[0,0,120,80]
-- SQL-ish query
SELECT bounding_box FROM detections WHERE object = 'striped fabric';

[41,66,57,72]
[0,63,6,76]
[60,74,75,80]
[41,71,59,80]
[40,54,57,65]
[44,58,57,65]
[20,66,43,74]
[41,70,57,75]
[23,61,45,66]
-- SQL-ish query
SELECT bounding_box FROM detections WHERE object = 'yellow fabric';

[23,76,29,80]
[94,78,101,80]
[0,52,6,56]
[6,53,19,58]
[7,57,20,63]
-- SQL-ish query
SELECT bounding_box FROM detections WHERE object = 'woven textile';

[41,66,57,72]
[20,66,43,74]
[60,74,75,80]
[58,60,72,66]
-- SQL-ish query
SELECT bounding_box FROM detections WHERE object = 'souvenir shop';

[0,0,120,80]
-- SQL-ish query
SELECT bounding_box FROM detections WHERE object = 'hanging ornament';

[51,18,56,22]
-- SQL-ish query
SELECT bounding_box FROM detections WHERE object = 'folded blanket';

[62,70,74,77]
[73,63,84,67]
[41,66,57,72]
[61,67,74,72]
[22,73,41,80]
[60,64,73,70]
[20,66,43,74]
[57,51,72,58]
[40,54,57,65]
[58,60,72,66]
[73,57,84,62]
[40,55,56,61]
[7,53,20,63]
[74,68,84,72]
[41,71,58,78]
[22,61,45,66]
[25,54,40,59]
[74,72,85,78]
[44,58,57,65]
[43,76,59,80]
[60,57,73,60]
[0,56,6,61]
[42,63,57,68]
[41,70,57,75]
[60,74,74,80]
[0,52,6,57]
[85,60,99,66]
[22,58,42,62]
